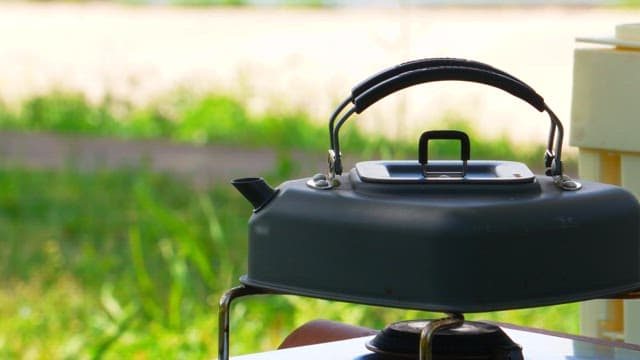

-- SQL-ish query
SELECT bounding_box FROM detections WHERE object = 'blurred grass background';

[0,89,579,358]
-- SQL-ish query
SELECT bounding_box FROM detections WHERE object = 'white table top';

[232,325,640,360]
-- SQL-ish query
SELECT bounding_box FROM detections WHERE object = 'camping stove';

[218,285,640,360]
[365,317,523,359]
[219,285,521,360]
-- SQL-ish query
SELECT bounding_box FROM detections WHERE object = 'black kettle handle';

[327,59,565,182]
[350,58,535,99]
[352,67,545,113]
[330,59,537,149]
[329,58,541,150]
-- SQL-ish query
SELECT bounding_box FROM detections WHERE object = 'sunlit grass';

[0,166,244,358]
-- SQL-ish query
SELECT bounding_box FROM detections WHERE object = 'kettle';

[231,58,640,313]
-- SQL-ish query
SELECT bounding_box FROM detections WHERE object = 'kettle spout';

[231,177,277,212]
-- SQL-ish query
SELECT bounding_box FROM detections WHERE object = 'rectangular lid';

[355,160,535,184]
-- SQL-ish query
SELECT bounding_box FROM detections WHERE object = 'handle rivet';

[307,173,335,190]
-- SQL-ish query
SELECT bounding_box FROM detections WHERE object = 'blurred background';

[0,0,637,358]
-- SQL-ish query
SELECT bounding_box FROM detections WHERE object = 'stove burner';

[366,320,523,360]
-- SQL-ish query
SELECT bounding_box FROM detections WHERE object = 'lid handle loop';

[419,130,470,179]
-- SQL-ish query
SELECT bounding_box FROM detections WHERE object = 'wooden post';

[571,23,640,344]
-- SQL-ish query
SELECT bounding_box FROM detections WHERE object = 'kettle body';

[240,171,639,312]
[233,58,640,312]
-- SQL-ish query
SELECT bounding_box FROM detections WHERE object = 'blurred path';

[0,3,638,144]
[0,131,327,187]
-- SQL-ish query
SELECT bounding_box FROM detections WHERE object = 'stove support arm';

[218,285,275,360]
[419,313,465,360]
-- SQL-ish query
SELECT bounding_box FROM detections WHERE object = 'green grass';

[0,166,241,358]
[0,90,578,358]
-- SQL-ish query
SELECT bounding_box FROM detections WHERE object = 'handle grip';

[351,58,535,99]
[353,66,545,114]
[330,58,537,150]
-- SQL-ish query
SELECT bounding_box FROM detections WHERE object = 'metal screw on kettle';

[307,173,334,190]
[554,175,583,191]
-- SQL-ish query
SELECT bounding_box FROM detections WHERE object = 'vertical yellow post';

[571,23,640,344]
[622,154,640,344]
[571,24,640,343]
[575,150,625,341]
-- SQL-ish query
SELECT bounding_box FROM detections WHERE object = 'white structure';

[571,23,640,344]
